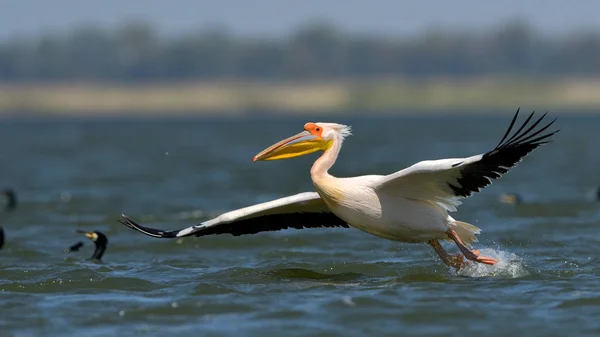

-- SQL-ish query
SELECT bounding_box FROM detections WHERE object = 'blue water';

[1,113,600,336]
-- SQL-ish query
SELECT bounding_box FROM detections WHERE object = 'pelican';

[120,109,557,269]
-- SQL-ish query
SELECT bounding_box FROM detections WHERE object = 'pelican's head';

[252,122,351,161]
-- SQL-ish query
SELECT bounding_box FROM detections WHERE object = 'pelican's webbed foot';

[445,229,499,266]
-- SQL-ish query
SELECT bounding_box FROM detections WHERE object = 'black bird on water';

[72,230,108,261]
[64,241,84,253]
[0,188,18,250]
[3,189,17,210]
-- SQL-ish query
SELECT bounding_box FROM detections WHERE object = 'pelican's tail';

[450,220,481,247]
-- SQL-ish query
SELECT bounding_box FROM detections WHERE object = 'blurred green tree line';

[1,21,599,81]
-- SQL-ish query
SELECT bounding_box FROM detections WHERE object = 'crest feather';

[316,122,352,140]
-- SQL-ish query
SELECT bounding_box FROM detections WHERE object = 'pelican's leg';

[427,240,467,270]
[445,229,499,265]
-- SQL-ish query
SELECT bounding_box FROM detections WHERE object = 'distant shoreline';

[1,77,599,117]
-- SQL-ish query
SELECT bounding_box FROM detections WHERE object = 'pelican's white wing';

[120,192,348,238]
[374,110,558,211]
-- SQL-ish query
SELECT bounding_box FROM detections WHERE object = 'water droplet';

[119,310,125,317]
[171,302,179,308]
[165,152,169,156]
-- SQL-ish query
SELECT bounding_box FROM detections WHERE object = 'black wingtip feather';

[119,214,178,238]
[504,112,550,147]
[495,110,558,151]
[449,109,558,198]
[495,107,520,148]
[501,109,536,147]
[518,119,559,146]
[504,112,557,146]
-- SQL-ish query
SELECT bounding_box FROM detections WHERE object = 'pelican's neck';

[310,136,342,180]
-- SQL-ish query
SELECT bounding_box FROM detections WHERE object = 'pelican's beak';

[253,131,329,161]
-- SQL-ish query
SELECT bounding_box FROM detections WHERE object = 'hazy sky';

[2,0,600,39]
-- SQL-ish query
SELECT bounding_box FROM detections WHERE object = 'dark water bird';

[1,188,18,250]
[119,109,558,270]
[75,230,108,261]
[64,241,84,253]
[3,189,17,210]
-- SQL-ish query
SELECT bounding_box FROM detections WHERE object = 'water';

[1,113,600,336]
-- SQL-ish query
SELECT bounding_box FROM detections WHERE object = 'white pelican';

[120,109,557,269]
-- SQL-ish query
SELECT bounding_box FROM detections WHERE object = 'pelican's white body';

[313,174,472,244]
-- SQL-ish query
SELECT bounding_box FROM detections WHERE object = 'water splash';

[456,248,529,278]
